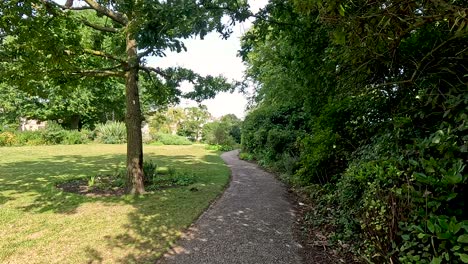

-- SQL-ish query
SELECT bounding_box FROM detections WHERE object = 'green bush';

[79,129,95,141]
[1,121,104,146]
[94,121,126,144]
[146,169,195,190]
[305,121,468,263]
[141,161,196,190]
[202,115,242,151]
[62,130,88,145]
[150,133,192,145]
[41,121,66,144]
[143,160,158,185]
[0,132,16,146]
[239,152,254,161]
[15,131,45,146]
[205,144,236,152]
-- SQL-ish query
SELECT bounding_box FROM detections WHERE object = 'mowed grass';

[0,144,230,264]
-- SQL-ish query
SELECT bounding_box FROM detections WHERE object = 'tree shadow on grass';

[0,153,202,212]
[105,152,230,263]
[0,150,228,263]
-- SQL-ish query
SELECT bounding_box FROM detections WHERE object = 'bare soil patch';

[56,179,125,197]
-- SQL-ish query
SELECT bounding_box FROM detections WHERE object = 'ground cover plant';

[0,144,230,263]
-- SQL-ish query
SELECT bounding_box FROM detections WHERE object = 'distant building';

[20,118,47,131]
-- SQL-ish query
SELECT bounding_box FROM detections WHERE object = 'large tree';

[178,105,211,141]
[0,0,250,194]
[0,79,126,129]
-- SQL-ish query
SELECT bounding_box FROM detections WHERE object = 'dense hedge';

[240,0,467,262]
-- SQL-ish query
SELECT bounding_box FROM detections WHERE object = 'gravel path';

[157,150,303,264]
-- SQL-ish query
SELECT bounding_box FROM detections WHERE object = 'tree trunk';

[69,114,80,130]
[125,32,145,194]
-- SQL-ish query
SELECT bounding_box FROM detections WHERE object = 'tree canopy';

[0,0,251,194]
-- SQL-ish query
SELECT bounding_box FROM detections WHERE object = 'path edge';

[155,150,236,263]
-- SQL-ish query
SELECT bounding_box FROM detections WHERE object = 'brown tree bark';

[125,32,145,194]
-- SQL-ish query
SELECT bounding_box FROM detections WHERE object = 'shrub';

[239,152,254,161]
[94,121,126,144]
[150,133,192,145]
[143,160,158,185]
[62,130,88,145]
[41,121,66,144]
[205,144,236,152]
[202,122,235,146]
[306,123,468,263]
[15,131,45,146]
[0,132,16,146]
[146,168,195,191]
[79,129,95,141]
[1,121,102,146]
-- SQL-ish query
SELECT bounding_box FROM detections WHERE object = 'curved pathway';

[158,150,303,264]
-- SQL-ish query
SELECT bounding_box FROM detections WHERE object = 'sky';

[146,0,269,118]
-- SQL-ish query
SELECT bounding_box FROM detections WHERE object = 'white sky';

[146,0,268,118]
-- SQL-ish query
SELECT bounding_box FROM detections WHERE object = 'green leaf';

[428,221,435,233]
[437,232,452,240]
[438,218,449,230]
[430,256,442,264]
[338,4,345,16]
[333,30,346,45]
[458,234,468,243]
[459,253,468,263]
[449,220,462,234]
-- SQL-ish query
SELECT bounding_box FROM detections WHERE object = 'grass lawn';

[0,144,230,264]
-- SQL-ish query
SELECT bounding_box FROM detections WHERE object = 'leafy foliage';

[202,114,242,150]
[150,132,192,146]
[178,105,211,141]
[0,0,251,193]
[94,121,126,144]
[240,0,467,262]
[85,160,196,192]
[0,122,90,146]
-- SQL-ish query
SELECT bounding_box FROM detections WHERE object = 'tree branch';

[42,0,93,11]
[139,65,170,78]
[137,49,155,59]
[80,18,119,33]
[73,70,125,77]
[370,79,413,89]
[251,14,303,28]
[82,0,128,25]
[64,49,125,64]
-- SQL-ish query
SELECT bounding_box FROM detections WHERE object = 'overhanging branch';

[80,18,119,33]
[64,49,125,64]
[82,0,128,26]
[42,0,93,11]
[73,70,125,77]
[138,49,155,59]
[139,65,170,78]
